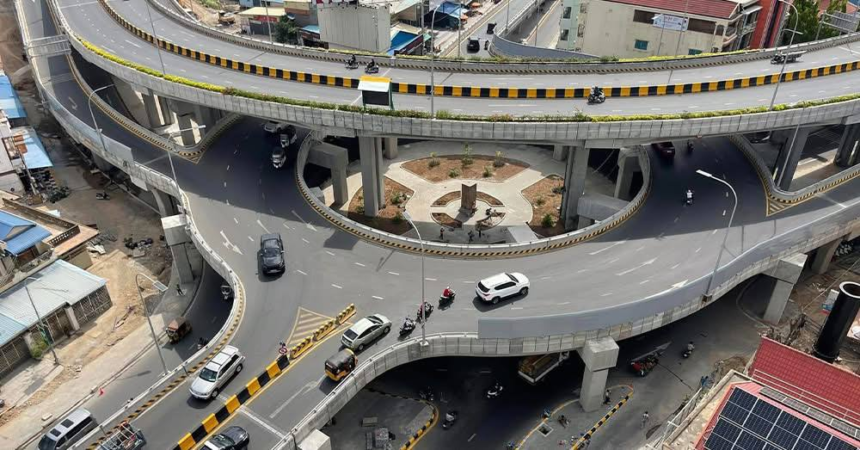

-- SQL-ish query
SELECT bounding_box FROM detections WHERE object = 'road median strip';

[172,304,356,450]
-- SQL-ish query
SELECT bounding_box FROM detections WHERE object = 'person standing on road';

[440,227,445,239]
[604,389,611,405]
[641,411,650,428]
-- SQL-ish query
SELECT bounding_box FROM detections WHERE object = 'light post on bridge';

[769,0,801,111]
[142,0,167,76]
[87,84,115,157]
[430,3,444,119]
[162,125,207,189]
[696,170,737,298]
[403,212,429,347]
[135,273,170,376]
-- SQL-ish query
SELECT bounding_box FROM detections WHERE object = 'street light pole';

[667,0,691,83]
[430,5,443,119]
[87,84,115,156]
[142,0,167,76]
[403,212,428,346]
[264,0,274,44]
[695,170,737,298]
[164,125,206,188]
[506,0,511,31]
[23,281,61,365]
[135,273,169,375]
[769,0,799,111]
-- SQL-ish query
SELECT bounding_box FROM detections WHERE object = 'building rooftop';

[11,127,53,170]
[0,210,51,256]
[607,0,742,19]
[0,260,106,346]
[0,72,26,120]
[237,7,288,17]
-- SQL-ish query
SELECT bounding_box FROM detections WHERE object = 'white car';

[341,314,391,351]
[190,345,245,400]
[263,121,284,134]
[475,273,530,304]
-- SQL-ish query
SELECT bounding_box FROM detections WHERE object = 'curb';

[572,390,632,450]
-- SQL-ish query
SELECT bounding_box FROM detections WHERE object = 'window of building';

[688,18,716,34]
[563,6,571,19]
[634,39,648,50]
[560,29,569,41]
[716,25,725,36]
[580,3,587,13]
[688,49,702,55]
[577,23,585,37]
[633,10,656,24]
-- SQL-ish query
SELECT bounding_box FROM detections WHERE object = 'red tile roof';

[607,0,741,19]
[749,338,860,425]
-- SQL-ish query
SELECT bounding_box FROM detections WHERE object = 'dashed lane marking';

[331,284,343,289]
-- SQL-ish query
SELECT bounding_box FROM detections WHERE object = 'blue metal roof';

[302,25,320,34]
[0,313,25,348]
[0,210,51,255]
[0,73,26,119]
[436,1,464,16]
[14,127,53,169]
[388,30,420,55]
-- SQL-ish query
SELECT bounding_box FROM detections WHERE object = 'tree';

[274,16,298,44]
[782,0,848,45]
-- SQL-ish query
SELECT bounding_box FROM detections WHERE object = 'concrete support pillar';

[162,214,194,284]
[64,306,80,331]
[91,154,113,172]
[553,145,569,161]
[358,136,384,216]
[836,124,860,168]
[577,216,594,229]
[560,146,590,231]
[383,137,399,159]
[152,188,179,217]
[168,100,199,146]
[140,93,164,129]
[157,96,173,126]
[775,126,810,190]
[299,430,332,450]
[308,142,350,206]
[762,253,807,324]
[614,147,640,201]
[194,105,221,133]
[576,337,619,412]
[811,238,843,275]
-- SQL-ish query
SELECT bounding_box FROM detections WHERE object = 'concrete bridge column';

[762,253,807,324]
[383,137,398,159]
[298,430,331,450]
[577,337,619,412]
[836,124,860,168]
[614,147,640,201]
[140,93,163,129]
[194,105,222,133]
[162,214,194,284]
[152,187,179,217]
[774,126,811,191]
[553,145,569,161]
[810,238,843,274]
[157,95,173,126]
[91,154,114,172]
[358,136,384,216]
[560,146,590,230]
[168,100,199,146]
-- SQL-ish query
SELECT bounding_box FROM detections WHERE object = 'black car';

[467,38,480,52]
[652,142,676,159]
[260,233,285,274]
[202,426,249,449]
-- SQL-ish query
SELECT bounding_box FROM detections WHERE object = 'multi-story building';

[558,0,762,58]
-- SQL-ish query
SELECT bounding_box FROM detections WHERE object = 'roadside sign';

[279,345,288,355]
[652,14,689,32]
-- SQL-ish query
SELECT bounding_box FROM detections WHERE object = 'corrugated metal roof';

[0,260,106,342]
[0,73,26,120]
[0,312,26,347]
[607,0,740,19]
[0,210,34,240]
[0,210,51,255]
[12,127,53,169]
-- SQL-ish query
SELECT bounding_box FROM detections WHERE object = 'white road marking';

[670,263,680,269]
[270,378,321,419]
[695,247,701,253]
[462,280,474,284]
[723,210,727,216]
[388,271,400,276]
[557,301,570,305]
[325,251,335,256]
[331,284,343,289]
[219,231,243,255]
[233,218,238,224]
[226,165,230,171]
[576,269,589,274]
[68,98,77,110]
[296,270,307,276]
[600,293,612,297]
[256,219,270,233]
[283,223,293,230]
[616,258,657,276]
[302,238,310,243]
[588,240,626,255]
[223,181,227,188]
[372,296,384,300]
[124,39,141,49]
[674,217,679,223]
[354,262,366,267]
[639,279,650,285]
[820,194,846,209]
[468,433,477,442]
[712,229,719,235]
[425,277,437,281]
[247,236,254,242]
[511,307,523,310]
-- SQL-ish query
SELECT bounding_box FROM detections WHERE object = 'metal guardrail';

[145,0,860,74]
[295,138,651,258]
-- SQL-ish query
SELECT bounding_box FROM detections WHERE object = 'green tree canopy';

[782,0,848,45]
[274,15,298,44]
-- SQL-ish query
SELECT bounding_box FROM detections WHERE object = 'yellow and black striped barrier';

[335,303,356,325]
[572,391,632,450]
[98,0,860,101]
[312,319,337,342]
[289,336,313,360]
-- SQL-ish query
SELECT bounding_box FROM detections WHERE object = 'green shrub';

[391,191,405,205]
[483,166,493,178]
[355,205,365,215]
[493,151,505,168]
[461,145,473,166]
[199,0,220,8]
[29,333,49,359]
[541,213,555,228]
[535,196,546,206]
[551,185,564,195]
[392,211,404,224]
[448,168,460,178]
[429,152,440,168]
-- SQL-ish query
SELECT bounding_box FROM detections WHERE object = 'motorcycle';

[484,40,489,51]
[419,386,434,401]
[442,410,458,430]
[486,382,504,399]
[400,317,416,336]
[687,141,694,154]
[96,191,110,200]
[685,191,694,206]
[417,302,434,321]
[587,88,605,105]
[345,59,359,70]
[439,290,456,306]
[365,64,379,75]
[682,344,694,359]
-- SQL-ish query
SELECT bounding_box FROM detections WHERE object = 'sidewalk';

[0,246,204,449]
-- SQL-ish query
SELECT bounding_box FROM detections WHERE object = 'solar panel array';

[704,388,859,450]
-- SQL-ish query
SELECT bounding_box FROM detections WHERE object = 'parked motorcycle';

[442,410,458,430]
[96,191,110,200]
[486,382,504,399]
[682,342,695,359]
[419,386,434,401]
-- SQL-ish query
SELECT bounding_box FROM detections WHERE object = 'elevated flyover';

[11,0,860,449]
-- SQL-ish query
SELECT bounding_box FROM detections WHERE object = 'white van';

[38,409,97,450]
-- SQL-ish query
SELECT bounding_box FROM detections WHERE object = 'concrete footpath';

[0,247,206,449]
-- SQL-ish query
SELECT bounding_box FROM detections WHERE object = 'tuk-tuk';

[325,349,357,382]
[166,317,192,344]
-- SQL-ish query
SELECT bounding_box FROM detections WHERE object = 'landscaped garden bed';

[522,175,566,237]
[347,177,414,235]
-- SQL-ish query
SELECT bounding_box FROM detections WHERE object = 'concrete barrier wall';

[146,0,860,74]
[490,33,597,60]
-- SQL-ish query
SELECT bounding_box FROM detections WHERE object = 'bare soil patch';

[432,213,462,229]
[431,191,504,207]
[402,155,528,183]
[347,178,415,235]
[522,175,566,237]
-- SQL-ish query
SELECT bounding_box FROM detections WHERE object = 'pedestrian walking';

[477,226,483,238]
[641,411,650,429]
[440,227,444,239]
[175,283,183,296]
[468,230,475,242]
[604,389,611,405]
